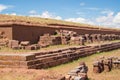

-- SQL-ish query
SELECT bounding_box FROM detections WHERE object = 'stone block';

[0,54,35,61]
[25,44,40,50]
[20,41,30,46]
[8,40,19,49]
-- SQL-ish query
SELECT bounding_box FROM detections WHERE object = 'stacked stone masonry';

[0,42,120,69]
[64,62,88,80]
[93,56,120,73]
[0,29,120,50]
[37,30,120,48]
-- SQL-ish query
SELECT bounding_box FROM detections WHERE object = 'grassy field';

[49,49,120,80]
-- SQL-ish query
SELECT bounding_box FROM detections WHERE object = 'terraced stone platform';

[0,53,36,68]
[0,42,120,69]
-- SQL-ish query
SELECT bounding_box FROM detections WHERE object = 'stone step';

[0,53,35,61]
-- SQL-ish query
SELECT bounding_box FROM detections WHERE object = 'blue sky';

[0,0,120,28]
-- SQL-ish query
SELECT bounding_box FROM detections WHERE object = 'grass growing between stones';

[0,40,120,53]
[0,49,119,80]
[48,49,120,80]
[0,47,31,53]
[0,44,80,53]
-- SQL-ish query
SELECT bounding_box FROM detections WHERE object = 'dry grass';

[0,40,120,53]
[0,69,61,80]
[0,44,80,53]
[49,49,120,80]
[0,49,119,80]
[0,14,94,27]
[0,14,119,30]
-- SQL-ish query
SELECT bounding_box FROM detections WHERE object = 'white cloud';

[29,14,40,17]
[95,11,120,28]
[0,4,8,12]
[54,16,62,20]
[65,17,95,25]
[10,13,17,15]
[85,7,100,11]
[0,4,13,12]
[71,10,120,28]
[29,11,62,20]
[76,12,85,15]
[29,10,37,14]
[40,11,52,18]
[113,12,120,24]
[96,11,114,23]
[65,17,85,23]
[80,2,85,6]
[24,10,120,28]
[5,13,17,15]
[101,10,112,14]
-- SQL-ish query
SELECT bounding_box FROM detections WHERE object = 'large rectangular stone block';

[0,54,35,61]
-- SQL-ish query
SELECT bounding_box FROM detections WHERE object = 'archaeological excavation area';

[0,15,120,80]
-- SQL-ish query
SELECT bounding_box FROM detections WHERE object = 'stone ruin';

[93,56,120,73]
[38,30,87,47]
[91,34,102,42]
[38,34,62,47]
[0,31,9,47]
[62,62,88,80]
[0,29,120,50]
[38,30,120,48]
[70,36,84,45]
[8,40,40,50]
[0,41,120,70]
[55,30,77,37]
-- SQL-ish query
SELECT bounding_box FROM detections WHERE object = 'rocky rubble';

[63,62,88,80]
[0,29,120,50]
[93,56,120,73]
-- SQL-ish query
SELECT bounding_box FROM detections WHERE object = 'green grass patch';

[48,49,120,80]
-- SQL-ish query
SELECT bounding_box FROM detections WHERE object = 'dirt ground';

[0,68,63,80]
[0,49,120,80]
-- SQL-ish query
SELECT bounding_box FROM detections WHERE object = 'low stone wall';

[0,42,120,69]
[0,54,36,68]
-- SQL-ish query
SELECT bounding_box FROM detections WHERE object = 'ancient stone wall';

[0,25,12,40]
[12,25,57,44]
[0,23,120,44]
[0,54,36,69]
[11,25,120,44]
[0,42,120,69]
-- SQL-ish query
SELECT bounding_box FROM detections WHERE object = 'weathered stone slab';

[0,53,35,61]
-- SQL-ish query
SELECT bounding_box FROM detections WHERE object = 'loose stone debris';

[93,56,120,73]
[63,62,88,80]
[0,29,120,50]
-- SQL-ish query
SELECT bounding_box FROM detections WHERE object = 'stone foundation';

[0,42,120,69]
